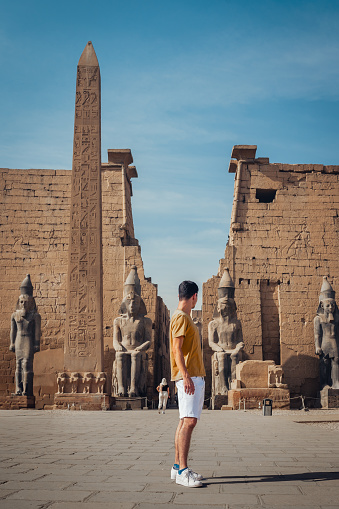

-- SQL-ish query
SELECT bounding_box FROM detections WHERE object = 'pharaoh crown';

[20,274,33,297]
[319,276,335,302]
[217,268,235,299]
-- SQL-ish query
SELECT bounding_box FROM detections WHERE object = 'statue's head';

[120,266,147,317]
[317,277,338,320]
[213,268,237,319]
[16,294,36,314]
[16,275,36,314]
[125,289,142,316]
[217,295,236,318]
[320,298,336,322]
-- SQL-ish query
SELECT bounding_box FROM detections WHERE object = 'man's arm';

[172,336,195,395]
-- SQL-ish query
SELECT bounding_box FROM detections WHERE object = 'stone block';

[211,394,228,410]
[0,394,35,409]
[111,396,147,410]
[235,360,275,388]
[54,393,110,411]
[228,388,290,409]
[320,387,339,408]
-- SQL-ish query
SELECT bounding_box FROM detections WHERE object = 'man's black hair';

[178,280,199,301]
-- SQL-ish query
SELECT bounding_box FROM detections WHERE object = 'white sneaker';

[171,466,178,480]
[171,467,203,481]
[176,468,203,487]
[188,468,203,481]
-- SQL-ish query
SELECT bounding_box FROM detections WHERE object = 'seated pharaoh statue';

[208,269,244,397]
[314,277,339,390]
[112,266,152,397]
[9,275,41,397]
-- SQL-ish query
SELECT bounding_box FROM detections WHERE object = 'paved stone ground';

[1,408,339,509]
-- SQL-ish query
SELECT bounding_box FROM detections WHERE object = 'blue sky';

[1,0,339,312]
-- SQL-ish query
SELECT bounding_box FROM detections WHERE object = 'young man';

[170,280,206,488]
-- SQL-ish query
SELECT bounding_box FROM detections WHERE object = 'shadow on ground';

[205,471,339,484]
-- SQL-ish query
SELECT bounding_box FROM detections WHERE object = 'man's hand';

[183,375,195,395]
[316,347,323,356]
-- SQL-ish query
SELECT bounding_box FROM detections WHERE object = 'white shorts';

[176,377,205,420]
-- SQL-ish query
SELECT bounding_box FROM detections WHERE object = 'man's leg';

[174,418,183,465]
[176,417,197,469]
[172,378,204,486]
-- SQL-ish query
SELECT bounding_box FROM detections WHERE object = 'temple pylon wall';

[0,154,170,408]
[203,146,339,404]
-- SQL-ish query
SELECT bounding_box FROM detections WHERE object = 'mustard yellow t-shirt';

[170,310,206,381]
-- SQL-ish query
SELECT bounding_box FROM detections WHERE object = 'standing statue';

[112,266,152,397]
[9,275,41,397]
[314,277,339,389]
[208,269,244,396]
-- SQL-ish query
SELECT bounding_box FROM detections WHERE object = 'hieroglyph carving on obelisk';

[64,41,104,374]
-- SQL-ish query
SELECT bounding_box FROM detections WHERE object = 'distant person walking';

[157,378,170,414]
[170,281,206,488]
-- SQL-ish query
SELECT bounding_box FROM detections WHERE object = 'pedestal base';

[0,394,35,410]
[211,394,228,410]
[320,387,339,408]
[228,388,290,410]
[111,396,147,410]
[53,393,110,411]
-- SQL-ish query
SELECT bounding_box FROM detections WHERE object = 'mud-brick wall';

[203,157,339,403]
[0,162,169,407]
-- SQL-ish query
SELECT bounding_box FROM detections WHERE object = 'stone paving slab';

[5,489,94,502]
[0,502,48,509]
[1,408,339,509]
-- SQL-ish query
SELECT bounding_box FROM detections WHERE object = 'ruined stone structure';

[203,145,339,405]
[0,42,170,409]
[228,360,290,410]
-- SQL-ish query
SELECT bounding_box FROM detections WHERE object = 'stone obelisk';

[55,42,107,409]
